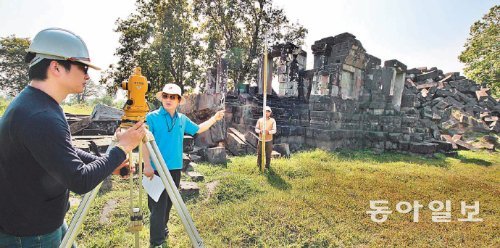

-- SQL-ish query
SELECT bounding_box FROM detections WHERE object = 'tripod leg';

[60,142,116,248]
[145,141,204,248]
[151,144,201,241]
[149,141,199,236]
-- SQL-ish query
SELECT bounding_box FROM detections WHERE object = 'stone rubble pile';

[402,67,499,150]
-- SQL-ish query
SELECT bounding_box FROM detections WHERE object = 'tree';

[459,5,499,97]
[102,0,203,101]
[0,36,30,97]
[193,0,307,88]
[72,78,100,104]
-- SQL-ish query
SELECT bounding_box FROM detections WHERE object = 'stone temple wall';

[226,32,498,154]
[226,91,439,154]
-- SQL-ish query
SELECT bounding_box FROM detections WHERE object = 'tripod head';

[121,67,150,125]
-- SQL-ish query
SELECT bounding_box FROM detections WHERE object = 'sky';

[0,0,498,83]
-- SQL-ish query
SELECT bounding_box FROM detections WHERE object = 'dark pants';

[257,140,273,169]
[0,222,75,248]
[148,169,181,247]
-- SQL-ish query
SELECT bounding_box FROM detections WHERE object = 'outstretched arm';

[197,110,225,134]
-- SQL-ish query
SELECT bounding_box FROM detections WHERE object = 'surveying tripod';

[60,67,204,248]
[60,130,204,248]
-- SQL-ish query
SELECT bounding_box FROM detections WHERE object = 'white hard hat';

[265,106,272,112]
[26,27,100,70]
[156,83,185,104]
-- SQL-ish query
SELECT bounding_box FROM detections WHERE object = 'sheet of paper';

[142,175,165,202]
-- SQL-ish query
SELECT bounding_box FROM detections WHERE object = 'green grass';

[0,98,9,116]
[68,149,499,247]
[0,99,94,116]
[62,104,94,115]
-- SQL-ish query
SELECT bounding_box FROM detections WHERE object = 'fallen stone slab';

[180,181,200,196]
[271,150,281,159]
[189,155,203,163]
[406,79,417,87]
[227,133,247,156]
[484,116,498,122]
[441,135,458,149]
[183,135,194,152]
[472,142,494,150]
[416,82,438,90]
[439,74,453,83]
[185,171,204,182]
[416,70,439,82]
[204,147,227,165]
[91,104,123,121]
[71,135,113,153]
[432,140,454,152]
[455,140,474,150]
[449,79,476,93]
[443,96,464,109]
[273,143,290,158]
[182,153,191,171]
[420,88,429,98]
[70,116,92,135]
[409,142,438,154]
[434,89,453,98]
[476,89,489,101]
[244,131,259,148]
[490,121,500,133]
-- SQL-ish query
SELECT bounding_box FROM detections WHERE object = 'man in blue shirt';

[143,83,224,247]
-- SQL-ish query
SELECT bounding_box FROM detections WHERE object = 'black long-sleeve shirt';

[0,86,126,236]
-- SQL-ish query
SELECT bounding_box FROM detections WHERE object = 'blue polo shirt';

[146,107,199,170]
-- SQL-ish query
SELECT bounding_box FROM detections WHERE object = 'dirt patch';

[205,180,219,201]
[99,199,118,224]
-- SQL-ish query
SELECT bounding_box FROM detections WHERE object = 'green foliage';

[193,0,308,86]
[0,36,30,97]
[104,0,308,98]
[0,97,10,116]
[102,0,203,101]
[62,95,124,115]
[72,79,100,104]
[459,5,499,97]
[88,95,114,107]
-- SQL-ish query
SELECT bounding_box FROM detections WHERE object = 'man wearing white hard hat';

[0,28,145,247]
[255,106,276,170]
[143,83,224,247]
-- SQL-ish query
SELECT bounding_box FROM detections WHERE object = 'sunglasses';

[70,61,89,74]
[162,93,179,100]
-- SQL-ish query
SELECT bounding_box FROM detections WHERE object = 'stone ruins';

[216,33,499,156]
[66,32,498,193]
[70,32,499,162]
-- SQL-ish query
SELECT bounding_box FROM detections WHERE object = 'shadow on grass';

[334,149,450,168]
[456,154,493,167]
[265,168,291,191]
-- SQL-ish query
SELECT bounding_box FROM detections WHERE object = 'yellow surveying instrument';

[61,68,204,248]
[121,67,150,124]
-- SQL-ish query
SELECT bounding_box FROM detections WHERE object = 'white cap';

[156,83,185,104]
[265,106,272,112]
